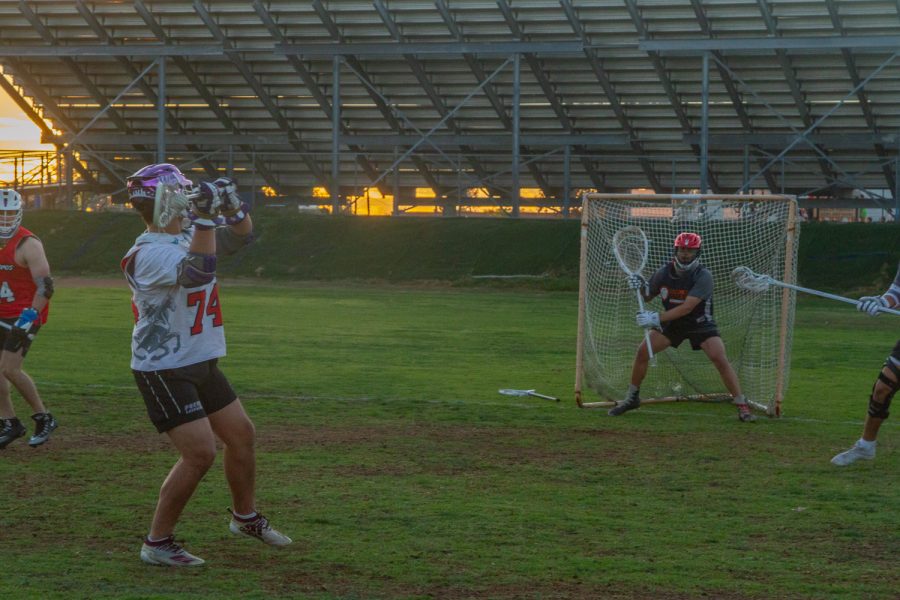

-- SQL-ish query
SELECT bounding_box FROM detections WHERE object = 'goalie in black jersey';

[608,232,756,422]
[831,260,900,466]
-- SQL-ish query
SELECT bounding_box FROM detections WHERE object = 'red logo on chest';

[661,286,688,302]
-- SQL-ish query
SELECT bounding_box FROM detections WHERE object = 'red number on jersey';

[187,284,224,335]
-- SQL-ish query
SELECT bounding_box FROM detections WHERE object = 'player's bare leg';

[0,348,56,445]
[148,418,217,540]
[701,336,755,422]
[610,331,671,416]
[832,363,897,466]
[208,400,256,515]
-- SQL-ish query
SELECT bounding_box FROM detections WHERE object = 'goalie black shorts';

[662,325,720,351]
[0,317,40,357]
[133,358,237,434]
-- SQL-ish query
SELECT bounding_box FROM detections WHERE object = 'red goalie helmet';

[673,232,702,271]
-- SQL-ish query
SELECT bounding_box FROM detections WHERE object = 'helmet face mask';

[0,189,23,240]
[673,232,702,272]
[126,163,193,227]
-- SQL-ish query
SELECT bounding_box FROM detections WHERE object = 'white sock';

[628,384,639,394]
[146,534,169,543]
[857,439,876,450]
[233,510,258,520]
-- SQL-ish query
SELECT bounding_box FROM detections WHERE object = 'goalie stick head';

[611,226,650,276]
[673,232,702,272]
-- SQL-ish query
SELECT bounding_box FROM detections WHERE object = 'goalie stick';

[612,226,656,364]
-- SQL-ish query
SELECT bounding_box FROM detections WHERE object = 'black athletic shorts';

[661,325,720,351]
[890,339,900,363]
[0,317,40,357]
[133,358,237,434]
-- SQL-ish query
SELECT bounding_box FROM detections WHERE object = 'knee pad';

[868,359,899,419]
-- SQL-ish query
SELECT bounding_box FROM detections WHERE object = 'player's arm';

[659,296,702,323]
[858,262,900,316]
[212,177,254,256]
[179,183,219,288]
[20,236,52,313]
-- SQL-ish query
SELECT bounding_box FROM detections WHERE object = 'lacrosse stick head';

[611,226,649,276]
[732,266,771,293]
[126,163,193,228]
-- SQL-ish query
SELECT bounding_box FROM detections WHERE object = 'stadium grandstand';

[0,0,898,219]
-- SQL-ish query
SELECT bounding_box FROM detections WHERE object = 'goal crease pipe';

[580,393,769,413]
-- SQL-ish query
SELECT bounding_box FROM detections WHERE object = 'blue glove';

[636,310,660,328]
[14,307,39,332]
[857,295,888,317]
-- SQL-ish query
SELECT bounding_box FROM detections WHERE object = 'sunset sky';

[0,90,50,150]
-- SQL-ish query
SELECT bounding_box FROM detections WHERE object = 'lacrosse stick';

[153,181,191,228]
[0,320,35,340]
[732,266,900,316]
[499,389,560,402]
[611,226,656,364]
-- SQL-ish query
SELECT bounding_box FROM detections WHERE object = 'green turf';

[0,283,897,599]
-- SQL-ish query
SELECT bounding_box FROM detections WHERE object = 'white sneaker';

[229,511,292,547]
[830,440,876,466]
[140,536,205,566]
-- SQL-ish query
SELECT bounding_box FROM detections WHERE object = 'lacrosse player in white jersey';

[831,261,900,466]
[121,164,291,566]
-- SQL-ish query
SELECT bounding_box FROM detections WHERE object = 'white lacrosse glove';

[626,273,649,295]
[636,310,660,328]
[188,181,223,230]
[213,177,249,225]
[857,295,888,317]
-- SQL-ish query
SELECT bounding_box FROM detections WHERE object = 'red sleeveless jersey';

[0,226,50,323]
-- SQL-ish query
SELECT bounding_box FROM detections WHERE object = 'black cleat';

[29,412,58,447]
[0,418,27,449]
[608,394,641,416]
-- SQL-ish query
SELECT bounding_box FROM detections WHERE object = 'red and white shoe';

[228,510,292,547]
[140,536,205,566]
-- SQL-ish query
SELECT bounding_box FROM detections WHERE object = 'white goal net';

[575,194,799,416]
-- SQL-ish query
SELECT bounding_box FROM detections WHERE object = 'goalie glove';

[636,310,660,329]
[188,181,223,230]
[857,295,889,317]
[626,273,649,296]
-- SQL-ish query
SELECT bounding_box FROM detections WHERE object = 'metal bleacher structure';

[0,0,899,218]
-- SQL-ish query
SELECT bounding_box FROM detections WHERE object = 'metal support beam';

[0,44,225,57]
[563,145,571,217]
[276,41,583,57]
[331,55,341,215]
[157,57,165,163]
[684,133,900,148]
[640,35,900,54]
[511,53,520,217]
[700,52,709,194]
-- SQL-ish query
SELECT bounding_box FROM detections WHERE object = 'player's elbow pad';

[177,253,217,288]
[34,275,54,299]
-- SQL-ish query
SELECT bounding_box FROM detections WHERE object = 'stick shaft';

[768,279,900,316]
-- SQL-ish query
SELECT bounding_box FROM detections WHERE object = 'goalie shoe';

[0,418,26,449]
[228,510,292,547]
[608,391,641,416]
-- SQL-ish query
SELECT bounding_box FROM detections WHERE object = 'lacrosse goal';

[575,194,799,416]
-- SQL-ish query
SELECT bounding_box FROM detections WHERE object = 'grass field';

[0,280,897,599]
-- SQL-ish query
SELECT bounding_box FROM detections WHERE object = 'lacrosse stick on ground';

[612,226,656,365]
[499,389,560,402]
[732,267,900,316]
